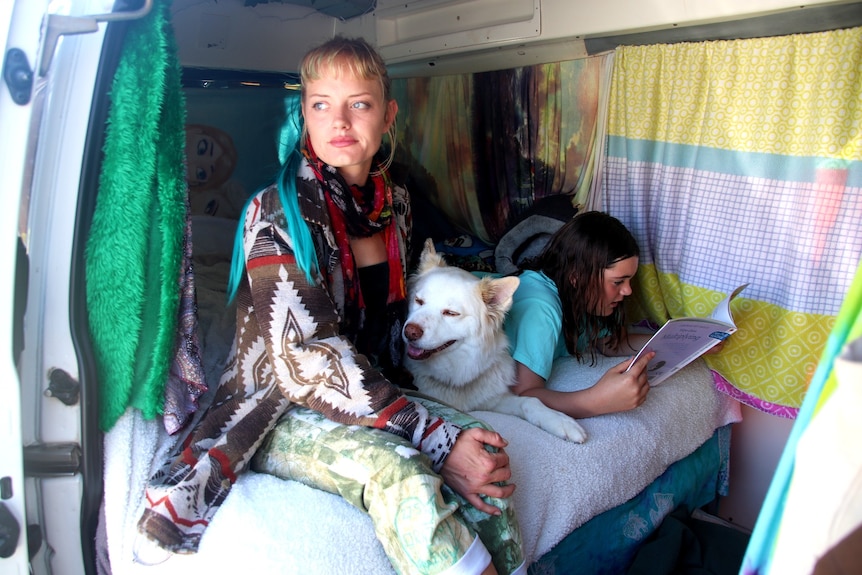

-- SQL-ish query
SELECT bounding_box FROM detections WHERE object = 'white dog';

[402,239,587,443]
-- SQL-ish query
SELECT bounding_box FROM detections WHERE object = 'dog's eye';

[442,309,460,317]
[414,297,424,306]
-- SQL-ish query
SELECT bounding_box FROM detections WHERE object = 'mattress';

[100,216,742,574]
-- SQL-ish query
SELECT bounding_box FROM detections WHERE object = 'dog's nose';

[403,323,423,341]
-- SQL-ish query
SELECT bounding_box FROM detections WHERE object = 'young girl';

[506,211,656,418]
[138,37,524,575]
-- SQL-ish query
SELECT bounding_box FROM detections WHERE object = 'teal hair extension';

[227,92,318,303]
[278,92,302,164]
[225,192,255,304]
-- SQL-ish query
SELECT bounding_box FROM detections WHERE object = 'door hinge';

[23,443,82,477]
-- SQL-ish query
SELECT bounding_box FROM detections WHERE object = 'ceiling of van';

[244,0,375,20]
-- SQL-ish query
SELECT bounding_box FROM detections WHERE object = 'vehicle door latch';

[45,368,80,406]
[2,48,33,106]
[0,502,21,559]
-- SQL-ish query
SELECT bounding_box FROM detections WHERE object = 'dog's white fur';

[402,239,587,443]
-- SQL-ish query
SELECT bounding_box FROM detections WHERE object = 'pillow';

[494,214,566,274]
[494,195,578,274]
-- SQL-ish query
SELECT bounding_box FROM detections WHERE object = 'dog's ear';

[480,276,520,320]
[417,237,446,274]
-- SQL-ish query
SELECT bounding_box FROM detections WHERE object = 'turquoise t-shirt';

[504,270,570,380]
[504,270,608,380]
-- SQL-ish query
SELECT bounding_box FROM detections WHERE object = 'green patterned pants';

[251,397,524,575]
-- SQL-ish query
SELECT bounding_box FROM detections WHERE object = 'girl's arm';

[512,352,654,418]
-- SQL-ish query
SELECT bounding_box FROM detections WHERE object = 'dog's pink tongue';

[407,344,431,360]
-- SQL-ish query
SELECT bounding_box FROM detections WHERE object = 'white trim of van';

[2,1,52,572]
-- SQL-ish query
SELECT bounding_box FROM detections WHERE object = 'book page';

[633,318,732,386]
[626,283,749,386]
[708,283,749,325]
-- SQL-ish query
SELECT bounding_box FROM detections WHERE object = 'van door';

[1,0,53,571]
[3,1,154,573]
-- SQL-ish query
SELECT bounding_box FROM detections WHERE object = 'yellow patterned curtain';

[599,27,862,416]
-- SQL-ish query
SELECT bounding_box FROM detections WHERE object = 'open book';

[627,284,749,386]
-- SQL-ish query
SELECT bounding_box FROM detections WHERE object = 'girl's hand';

[582,351,655,416]
[703,341,725,355]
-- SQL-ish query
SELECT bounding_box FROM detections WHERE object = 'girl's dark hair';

[522,211,640,363]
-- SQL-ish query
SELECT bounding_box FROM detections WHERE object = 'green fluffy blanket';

[85,0,187,431]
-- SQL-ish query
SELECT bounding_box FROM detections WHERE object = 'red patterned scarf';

[302,144,407,333]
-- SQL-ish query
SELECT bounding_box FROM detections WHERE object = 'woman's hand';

[440,427,516,515]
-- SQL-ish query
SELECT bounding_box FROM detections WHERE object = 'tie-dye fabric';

[393,55,609,244]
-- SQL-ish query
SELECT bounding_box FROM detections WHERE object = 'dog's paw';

[542,413,587,443]
[558,416,588,443]
[496,395,588,443]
